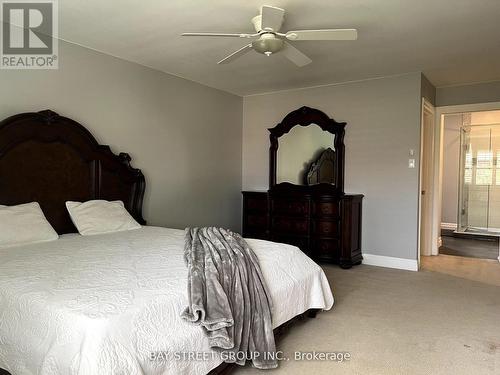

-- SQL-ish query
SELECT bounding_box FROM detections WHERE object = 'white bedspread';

[0,226,334,375]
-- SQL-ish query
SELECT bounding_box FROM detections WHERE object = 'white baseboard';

[441,222,457,230]
[362,254,418,271]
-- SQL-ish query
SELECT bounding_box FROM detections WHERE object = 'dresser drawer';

[246,214,267,228]
[245,196,268,212]
[272,199,310,215]
[313,201,339,217]
[313,239,340,261]
[313,220,339,237]
[272,216,309,234]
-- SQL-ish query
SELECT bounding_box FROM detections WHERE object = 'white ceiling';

[59,0,500,96]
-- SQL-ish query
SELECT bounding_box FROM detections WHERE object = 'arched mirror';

[277,124,335,185]
[269,106,345,194]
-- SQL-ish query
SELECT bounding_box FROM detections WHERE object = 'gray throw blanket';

[181,227,277,369]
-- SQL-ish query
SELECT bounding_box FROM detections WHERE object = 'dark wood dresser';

[243,106,364,269]
[243,186,363,268]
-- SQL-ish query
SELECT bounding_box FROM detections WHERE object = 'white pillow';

[0,202,59,248]
[66,200,141,236]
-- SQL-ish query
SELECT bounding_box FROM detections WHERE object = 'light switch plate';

[409,159,415,168]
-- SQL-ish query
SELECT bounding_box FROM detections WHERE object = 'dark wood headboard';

[0,110,146,234]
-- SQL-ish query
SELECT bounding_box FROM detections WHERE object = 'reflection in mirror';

[277,124,335,185]
[306,148,336,185]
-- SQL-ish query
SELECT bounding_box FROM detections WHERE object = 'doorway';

[430,102,500,266]
[439,110,500,261]
[421,102,500,284]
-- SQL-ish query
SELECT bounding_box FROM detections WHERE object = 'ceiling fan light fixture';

[251,37,284,55]
[182,5,358,66]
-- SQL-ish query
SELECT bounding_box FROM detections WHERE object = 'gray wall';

[243,73,422,260]
[442,114,462,224]
[437,81,500,106]
[0,41,243,230]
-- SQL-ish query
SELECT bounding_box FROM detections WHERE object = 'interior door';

[420,106,435,256]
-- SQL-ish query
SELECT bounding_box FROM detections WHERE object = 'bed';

[0,110,334,375]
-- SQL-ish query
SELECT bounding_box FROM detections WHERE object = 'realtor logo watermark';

[1,0,58,69]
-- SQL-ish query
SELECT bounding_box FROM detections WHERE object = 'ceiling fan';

[182,5,357,67]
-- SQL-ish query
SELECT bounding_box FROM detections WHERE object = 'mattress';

[0,226,334,375]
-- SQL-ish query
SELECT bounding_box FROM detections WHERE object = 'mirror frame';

[268,106,346,193]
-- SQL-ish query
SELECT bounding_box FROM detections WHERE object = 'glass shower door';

[457,127,471,232]
[457,124,500,234]
[488,126,500,232]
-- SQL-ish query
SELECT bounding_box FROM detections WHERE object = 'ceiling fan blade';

[285,29,358,41]
[261,5,284,31]
[182,32,255,38]
[281,42,312,67]
[217,44,253,64]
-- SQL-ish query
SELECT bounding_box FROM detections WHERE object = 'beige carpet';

[234,265,500,375]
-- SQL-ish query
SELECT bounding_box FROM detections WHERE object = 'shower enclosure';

[457,123,500,234]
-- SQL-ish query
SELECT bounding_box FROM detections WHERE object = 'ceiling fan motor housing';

[252,33,284,55]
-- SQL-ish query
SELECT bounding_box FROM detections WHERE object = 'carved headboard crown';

[0,110,145,234]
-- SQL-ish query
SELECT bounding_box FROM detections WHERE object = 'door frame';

[431,101,500,261]
[418,98,436,264]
